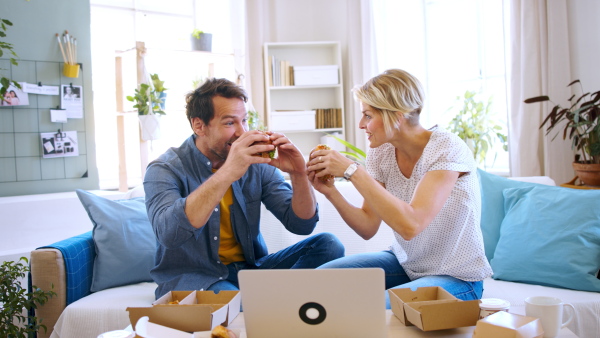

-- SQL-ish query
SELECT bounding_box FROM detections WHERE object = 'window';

[90,0,244,189]
[372,0,509,172]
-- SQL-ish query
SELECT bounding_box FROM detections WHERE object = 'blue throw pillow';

[477,169,544,261]
[490,185,600,292]
[76,189,156,292]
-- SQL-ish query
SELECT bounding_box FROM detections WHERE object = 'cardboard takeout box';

[135,316,244,338]
[473,311,544,338]
[388,286,480,331]
[127,290,241,333]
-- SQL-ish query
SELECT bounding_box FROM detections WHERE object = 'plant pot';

[138,114,162,141]
[191,33,212,52]
[572,162,600,186]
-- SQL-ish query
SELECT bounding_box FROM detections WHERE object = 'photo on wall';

[1,84,30,106]
[40,130,79,158]
[60,84,83,118]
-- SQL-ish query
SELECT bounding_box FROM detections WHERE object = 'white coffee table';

[125,310,578,337]
[226,310,578,337]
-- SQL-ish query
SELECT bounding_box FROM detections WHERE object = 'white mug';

[525,296,575,338]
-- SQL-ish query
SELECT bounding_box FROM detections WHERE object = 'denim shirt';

[143,135,319,297]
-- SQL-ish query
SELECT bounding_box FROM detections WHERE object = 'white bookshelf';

[263,41,345,157]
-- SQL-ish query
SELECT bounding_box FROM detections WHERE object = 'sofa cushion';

[76,190,156,292]
[477,169,552,261]
[490,185,600,292]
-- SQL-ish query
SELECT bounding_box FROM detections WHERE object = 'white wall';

[568,0,600,91]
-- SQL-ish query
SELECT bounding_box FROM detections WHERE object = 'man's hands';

[219,130,274,181]
[220,130,307,180]
[268,132,307,176]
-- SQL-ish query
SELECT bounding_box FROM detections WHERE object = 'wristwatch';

[343,162,359,180]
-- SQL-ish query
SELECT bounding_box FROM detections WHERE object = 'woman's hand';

[306,148,354,181]
[307,169,336,195]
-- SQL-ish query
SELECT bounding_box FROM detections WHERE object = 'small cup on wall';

[63,63,80,78]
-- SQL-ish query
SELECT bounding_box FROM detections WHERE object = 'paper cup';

[63,63,80,78]
[479,298,510,319]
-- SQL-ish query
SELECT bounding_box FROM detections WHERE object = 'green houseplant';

[1,257,56,337]
[126,83,165,116]
[191,29,212,52]
[1,17,21,102]
[328,133,366,165]
[127,82,165,141]
[525,80,600,185]
[150,73,167,110]
[446,90,508,168]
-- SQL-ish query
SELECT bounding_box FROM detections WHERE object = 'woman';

[8,90,20,105]
[307,69,492,308]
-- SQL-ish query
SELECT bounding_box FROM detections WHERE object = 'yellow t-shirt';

[214,173,245,264]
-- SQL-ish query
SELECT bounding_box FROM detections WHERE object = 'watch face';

[344,163,358,179]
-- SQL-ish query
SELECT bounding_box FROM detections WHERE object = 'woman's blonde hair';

[353,69,425,137]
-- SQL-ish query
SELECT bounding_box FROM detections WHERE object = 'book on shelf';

[270,56,294,87]
[315,108,343,129]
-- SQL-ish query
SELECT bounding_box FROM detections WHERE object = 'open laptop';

[238,268,386,338]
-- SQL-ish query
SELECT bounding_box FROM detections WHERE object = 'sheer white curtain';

[508,0,574,184]
[244,0,272,123]
[370,0,510,173]
[344,0,377,152]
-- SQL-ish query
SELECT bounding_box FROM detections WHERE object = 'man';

[144,78,344,298]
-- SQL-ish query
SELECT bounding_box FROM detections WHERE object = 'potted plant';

[150,73,167,110]
[525,80,600,186]
[1,257,56,336]
[1,18,22,103]
[126,83,165,141]
[191,29,212,52]
[446,90,508,169]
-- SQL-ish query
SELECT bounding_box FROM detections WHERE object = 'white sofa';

[28,176,600,338]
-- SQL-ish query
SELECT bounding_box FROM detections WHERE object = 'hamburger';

[211,325,237,338]
[310,144,334,182]
[251,130,276,158]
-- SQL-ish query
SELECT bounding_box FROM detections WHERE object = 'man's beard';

[210,138,236,161]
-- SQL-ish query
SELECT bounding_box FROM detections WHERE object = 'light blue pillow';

[76,189,156,292]
[490,185,600,292]
[477,168,543,261]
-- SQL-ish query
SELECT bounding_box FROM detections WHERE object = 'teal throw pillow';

[477,168,545,261]
[76,189,156,292]
[490,185,600,292]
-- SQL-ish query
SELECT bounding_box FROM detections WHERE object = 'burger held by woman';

[306,68,492,308]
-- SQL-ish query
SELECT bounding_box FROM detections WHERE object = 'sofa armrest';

[30,248,67,338]
[29,231,95,338]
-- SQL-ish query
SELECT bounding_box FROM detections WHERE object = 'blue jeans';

[317,250,484,309]
[208,232,345,292]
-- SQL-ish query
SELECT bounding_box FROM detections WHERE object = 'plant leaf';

[524,96,550,104]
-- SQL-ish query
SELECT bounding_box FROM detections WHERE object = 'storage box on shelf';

[263,41,345,156]
[293,65,339,86]
[270,110,316,131]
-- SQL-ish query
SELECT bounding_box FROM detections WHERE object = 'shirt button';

[206,161,210,165]
[214,208,218,212]
[219,277,223,280]
[200,288,204,291]
[213,236,217,241]
[217,260,221,264]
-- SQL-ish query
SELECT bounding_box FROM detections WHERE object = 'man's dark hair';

[185,78,248,129]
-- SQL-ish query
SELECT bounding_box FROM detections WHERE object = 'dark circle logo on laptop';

[299,302,327,325]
